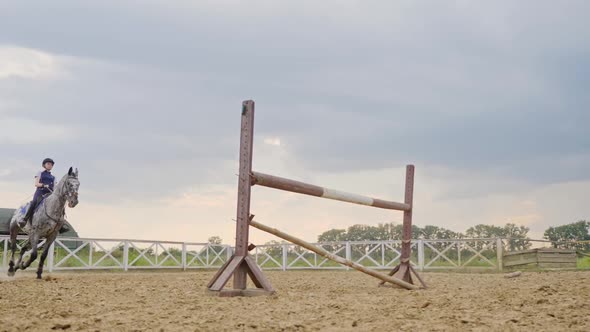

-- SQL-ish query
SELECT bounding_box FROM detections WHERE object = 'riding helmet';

[42,158,55,166]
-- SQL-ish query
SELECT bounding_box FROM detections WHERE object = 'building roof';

[0,207,79,237]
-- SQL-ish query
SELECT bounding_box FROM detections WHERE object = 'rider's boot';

[22,202,37,225]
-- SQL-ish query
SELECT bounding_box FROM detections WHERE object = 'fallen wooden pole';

[504,271,522,279]
[249,219,421,290]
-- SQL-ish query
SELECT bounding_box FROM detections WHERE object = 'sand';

[0,270,588,331]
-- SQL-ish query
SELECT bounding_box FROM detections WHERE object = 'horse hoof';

[7,270,15,277]
[36,275,42,280]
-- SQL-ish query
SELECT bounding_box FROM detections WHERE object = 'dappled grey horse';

[7,167,80,279]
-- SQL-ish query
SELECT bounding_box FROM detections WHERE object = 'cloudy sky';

[1,1,588,244]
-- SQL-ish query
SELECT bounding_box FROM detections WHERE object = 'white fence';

[0,236,231,272]
[251,238,505,271]
[0,236,584,272]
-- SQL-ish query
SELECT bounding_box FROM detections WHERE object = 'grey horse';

[7,167,80,279]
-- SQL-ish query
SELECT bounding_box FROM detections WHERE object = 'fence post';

[418,239,425,271]
[346,242,351,271]
[123,241,129,271]
[88,241,93,268]
[457,241,462,266]
[282,244,288,271]
[182,243,187,271]
[206,244,210,266]
[48,242,55,272]
[496,238,503,272]
[226,246,233,262]
[381,242,385,267]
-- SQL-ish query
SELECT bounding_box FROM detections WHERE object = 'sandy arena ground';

[1,270,588,331]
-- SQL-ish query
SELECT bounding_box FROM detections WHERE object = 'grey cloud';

[1,0,589,204]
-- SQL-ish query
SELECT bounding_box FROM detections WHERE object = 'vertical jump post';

[206,101,274,297]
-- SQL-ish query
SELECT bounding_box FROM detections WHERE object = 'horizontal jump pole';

[249,219,420,290]
[251,171,410,211]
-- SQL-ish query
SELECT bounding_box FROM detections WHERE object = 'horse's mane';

[52,173,71,197]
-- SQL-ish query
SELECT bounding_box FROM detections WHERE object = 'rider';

[23,158,56,224]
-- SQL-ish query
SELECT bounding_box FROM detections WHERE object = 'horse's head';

[64,167,80,208]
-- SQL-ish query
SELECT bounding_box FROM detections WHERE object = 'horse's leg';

[14,239,30,273]
[7,221,19,277]
[20,233,40,271]
[15,239,31,270]
[36,233,57,279]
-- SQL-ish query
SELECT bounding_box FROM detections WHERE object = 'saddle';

[19,194,71,234]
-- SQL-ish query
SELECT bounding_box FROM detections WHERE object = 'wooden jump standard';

[207,100,425,297]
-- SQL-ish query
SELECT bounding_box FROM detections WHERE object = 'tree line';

[209,220,589,252]
[316,222,532,251]
[313,220,590,253]
[317,222,528,241]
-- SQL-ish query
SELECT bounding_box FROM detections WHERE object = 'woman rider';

[23,158,56,224]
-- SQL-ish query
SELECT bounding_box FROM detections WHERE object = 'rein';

[42,181,67,230]
[43,200,63,224]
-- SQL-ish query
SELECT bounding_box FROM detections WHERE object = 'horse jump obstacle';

[207,100,425,297]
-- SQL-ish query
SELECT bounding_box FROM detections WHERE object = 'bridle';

[43,176,77,225]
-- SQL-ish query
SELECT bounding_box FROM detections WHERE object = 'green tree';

[502,223,531,251]
[207,236,225,258]
[378,223,403,240]
[262,240,284,258]
[317,229,347,242]
[317,229,348,252]
[544,220,590,250]
[465,224,504,238]
[421,225,463,240]
[377,222,423,240]
[346,224,389,241]
[208,236,223,245]
[465,223,530,250]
